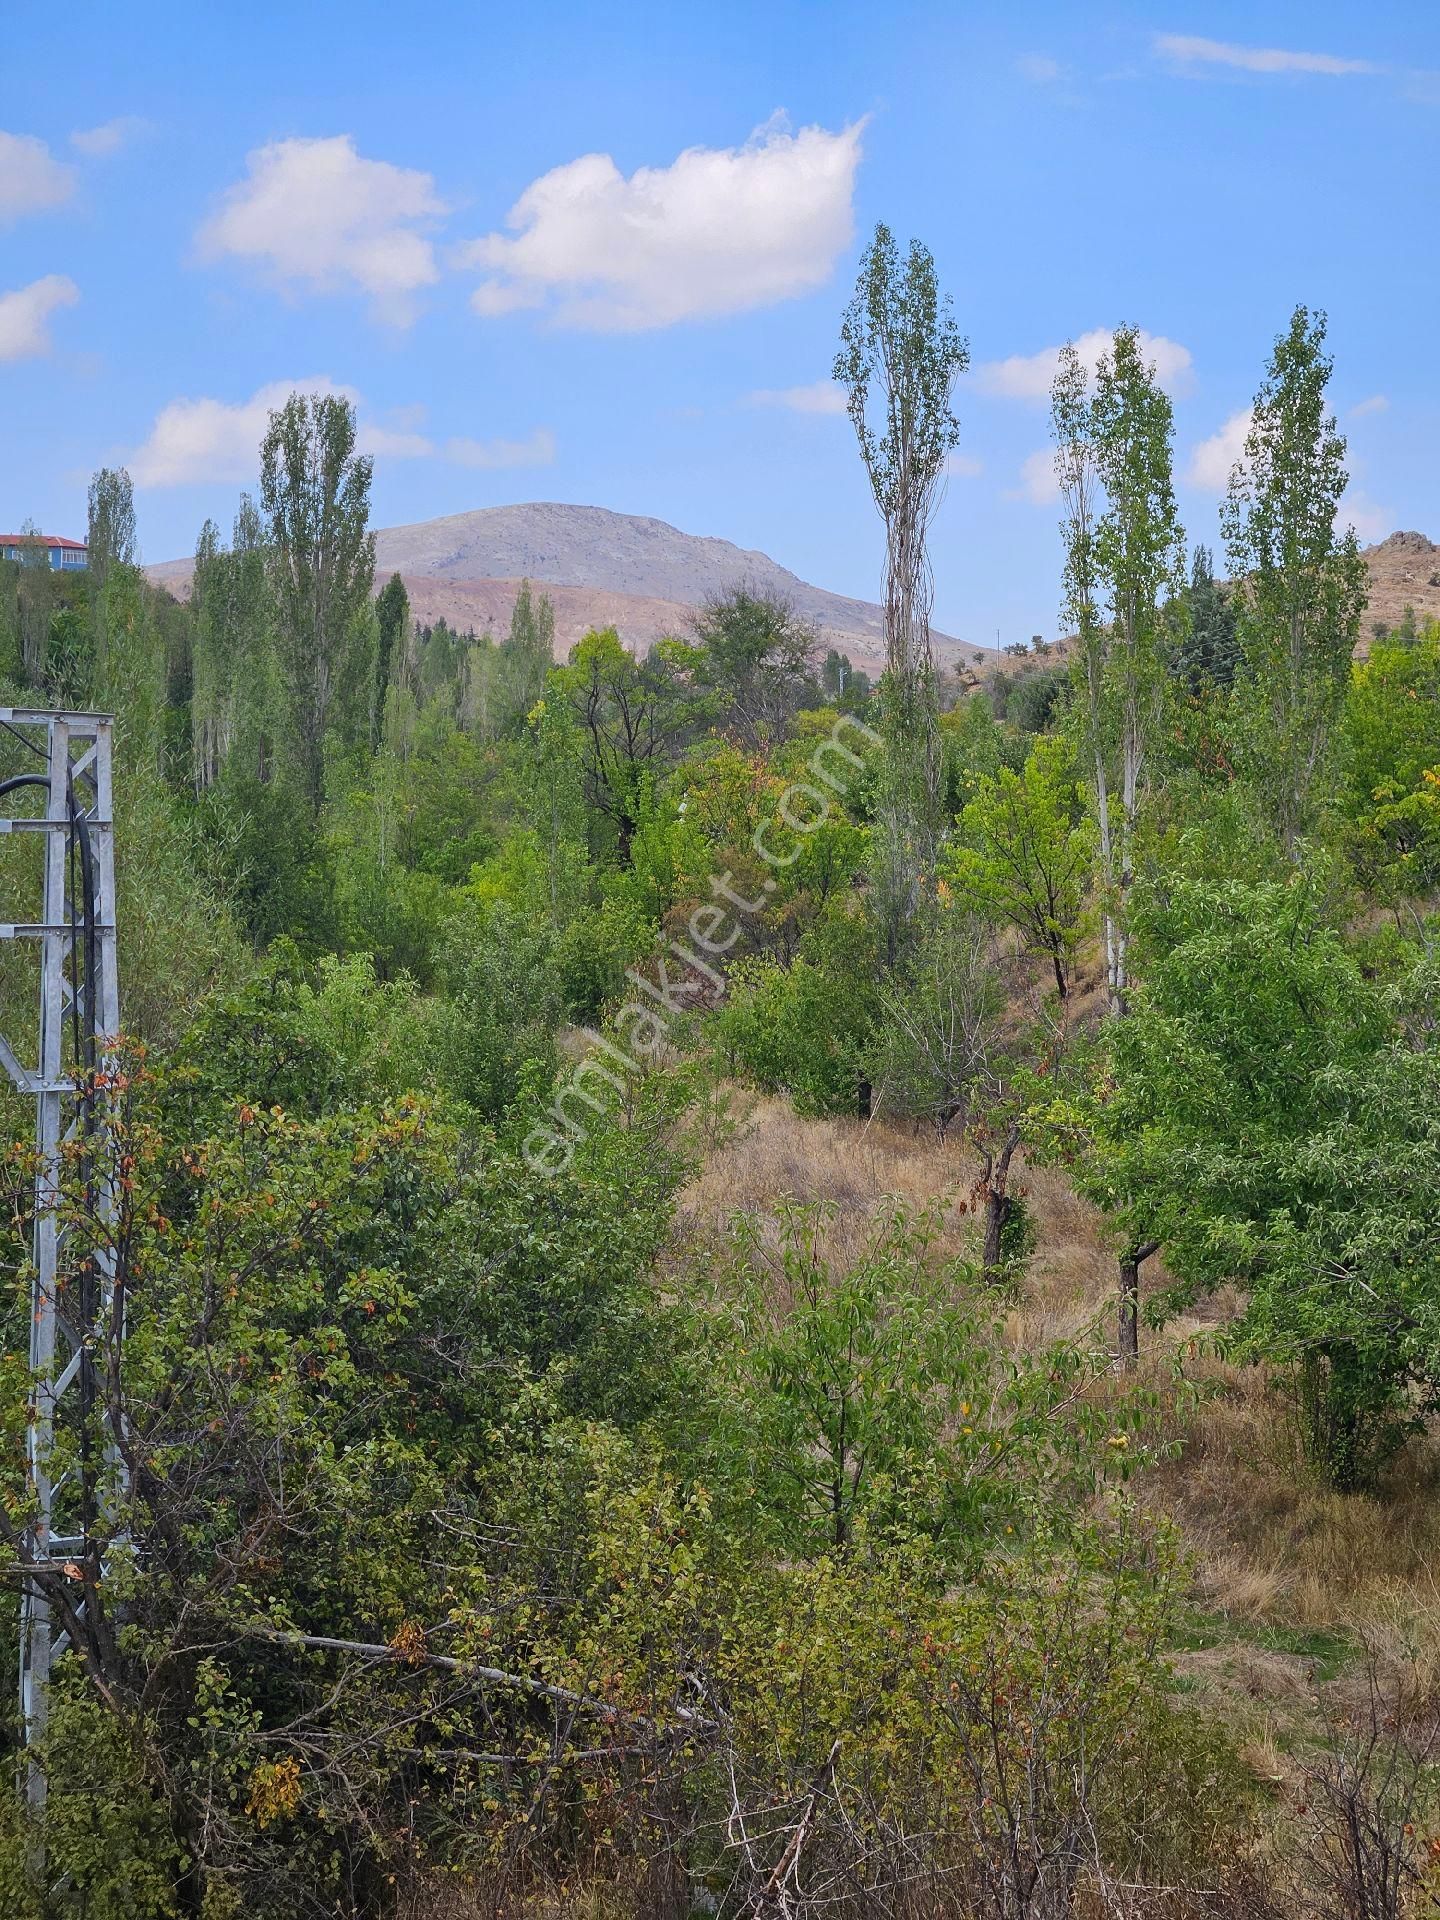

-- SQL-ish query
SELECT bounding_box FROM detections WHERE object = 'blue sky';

[4,0,1436,646]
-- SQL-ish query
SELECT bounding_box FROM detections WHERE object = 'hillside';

[149,500,979,678]
[149,505,1440,682]
[1355,528,1440,649]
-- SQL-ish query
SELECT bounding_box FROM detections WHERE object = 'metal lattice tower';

[0,710,120,1817]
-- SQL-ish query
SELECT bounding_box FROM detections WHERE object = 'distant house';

[0,534,88,572]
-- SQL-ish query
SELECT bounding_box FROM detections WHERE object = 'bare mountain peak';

[366,500,971,672]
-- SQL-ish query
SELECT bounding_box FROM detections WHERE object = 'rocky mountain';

[148,506,1438,678]
[1356,531,1440,651]
[150,501,978,678]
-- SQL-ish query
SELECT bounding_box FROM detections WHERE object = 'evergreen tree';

[1175,545,1240,690]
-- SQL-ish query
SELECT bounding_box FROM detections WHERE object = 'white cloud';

[0,275,79,361]
[747,379,848,415]
[196,136,446,324]
[974,326,1193,400]
[945,451,984,478]
[459,114,865,331]
[1154,34,1377,77]
[1349,393,1389,418]
[1017,54,1062,83]
[128,377,355,487]
[445,427,556,470]
[1186,407,1253,491]
[0,131,76,226]
[357,422,435,459]
[1007,448,1060,506]
[130,378,555,485]
[70,117,148,158]
[1337,489,1392,543]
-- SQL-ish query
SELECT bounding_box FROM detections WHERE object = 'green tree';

[1089,326,1186,1011]
[1050,876,1440,1484]
[1174,544,1241,690]
[710,1198,1151,1554]
[1222,306,1367,849]
[557,627,696,863]
[945,734,1095,1001]
[692,586,816,746]
[192,496,286,791]
[497,577,556,730]
[1339,625,1440,895]
[85,466,137,587]
[259,391,377,811]
[374,570,409,727]
[835,223,969,957]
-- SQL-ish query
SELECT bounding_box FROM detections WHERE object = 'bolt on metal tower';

[0,709,120,1817]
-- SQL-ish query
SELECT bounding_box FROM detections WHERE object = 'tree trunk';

[980,1121,1021,1285]
[1117,1240,1160,1368]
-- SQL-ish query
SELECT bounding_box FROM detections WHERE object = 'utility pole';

[0,709,120,1825]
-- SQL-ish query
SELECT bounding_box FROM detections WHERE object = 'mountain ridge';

[147,500,980,677]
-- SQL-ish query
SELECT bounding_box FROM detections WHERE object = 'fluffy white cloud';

[945,451,984,478]
[70,117,148,158]
[1337,489,1392,543]
[974,327,1193,400]
[1186,407,1253,491]
[0,275,79,361]
[196,136,446,324]
[459,115,865,331]
[129,379,556,484]
[1008,448,1060,506]
[1350,393,1389,418]
[357,422,435,459]
[1017,54,1062,83]
[0,131,75,226]
[128,378,357,487]
[747,379,848,415]
[1154,34,1376,76]
[445,428,556,469]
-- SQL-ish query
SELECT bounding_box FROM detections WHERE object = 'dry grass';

[675,1090,1115,1325]
[1135,1347,1440,1630]
[673,1088,1440,1656]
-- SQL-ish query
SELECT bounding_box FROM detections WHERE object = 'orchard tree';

[1222,306,1367,849]
[1048,875,1440,1473]
[692,586,817,747]
[260,391,377,811]
[1339,625,1440,896]
[557,626,698,863]
[945,734,1095,1002]
[835,224,970,957]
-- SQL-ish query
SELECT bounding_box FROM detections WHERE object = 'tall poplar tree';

[375,572,410,733]
[1053,327,1183,1018]
[1222,306,1367,848]
[86,467,137,586]
[1052,328,1183,1367]
[835,224,969,959]
[259,392,376,811]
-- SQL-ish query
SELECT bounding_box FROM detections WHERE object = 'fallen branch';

[245,1625,716,1736]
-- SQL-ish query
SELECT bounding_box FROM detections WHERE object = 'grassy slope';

[673,1084,1440,1802]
